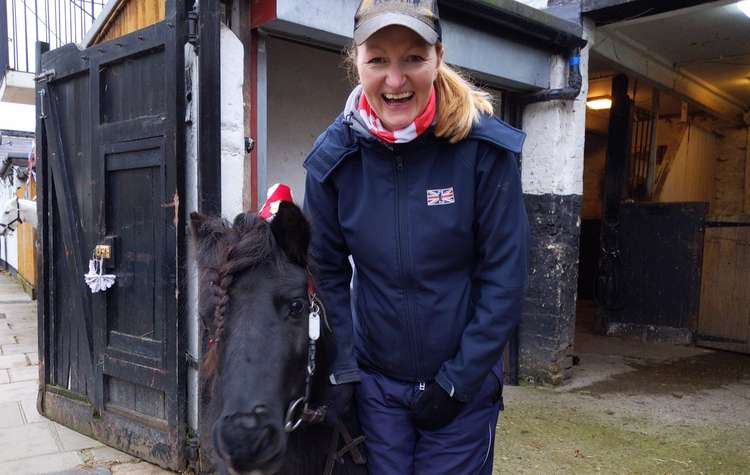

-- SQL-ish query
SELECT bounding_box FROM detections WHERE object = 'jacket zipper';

[394,154,422,380]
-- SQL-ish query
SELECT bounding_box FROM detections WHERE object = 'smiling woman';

[355,26,439,132]
[302,1,530,474]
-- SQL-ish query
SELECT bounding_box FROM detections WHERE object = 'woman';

[304,1,529,473]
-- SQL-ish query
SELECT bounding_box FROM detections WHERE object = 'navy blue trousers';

[356,368,502,475]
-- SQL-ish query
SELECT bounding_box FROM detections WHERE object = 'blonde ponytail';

[433,45,494,143]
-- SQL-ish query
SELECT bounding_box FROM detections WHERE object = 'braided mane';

[195,212,279,384]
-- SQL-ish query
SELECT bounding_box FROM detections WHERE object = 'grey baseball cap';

[353,0,442,45]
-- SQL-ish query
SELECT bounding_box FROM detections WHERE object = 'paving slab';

[50,468,112,475]
[53,422,104,451]
[0,333,16,345]
[0,368,9,384]
[1,342,38,354]
[0,352,29,369]
[21,397,46,423]
[0,401,24,428]
[110,461,175,475]
[15,333,39,345]
[0,451,83,474]
[0,380,37,403]
[0,421,61,462]
[7,321,39,331]
[9,364,38,382]
[81,446,139,466]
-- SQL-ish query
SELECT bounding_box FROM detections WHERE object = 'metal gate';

[35,3,187,470]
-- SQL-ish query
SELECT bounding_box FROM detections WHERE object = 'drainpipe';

[521,47,583,105]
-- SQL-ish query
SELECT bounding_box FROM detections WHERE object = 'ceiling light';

[739,0,750,17]
[586,96,613,110]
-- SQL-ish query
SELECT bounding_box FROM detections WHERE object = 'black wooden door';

[36,5,187,471]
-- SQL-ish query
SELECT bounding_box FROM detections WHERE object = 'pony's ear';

[270,201,311,267]
[189,212,229,269]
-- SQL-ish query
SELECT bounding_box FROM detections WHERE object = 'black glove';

[322,382,356,426]
[412,382,464,431]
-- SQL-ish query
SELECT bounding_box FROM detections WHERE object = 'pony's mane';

[196,212,280,379]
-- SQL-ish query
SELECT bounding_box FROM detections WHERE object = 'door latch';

[94,245,112,259]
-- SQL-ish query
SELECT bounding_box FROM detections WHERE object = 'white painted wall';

[184,25,247,435]
[521,20,591,196]
[659,122,718,206]
[266,38,352,202]
[184,43,200,435]
[220,25,245,220]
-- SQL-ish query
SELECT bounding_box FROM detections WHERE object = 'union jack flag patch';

[426,187,455,206]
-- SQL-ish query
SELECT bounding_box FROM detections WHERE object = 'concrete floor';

[494,299,750,474]
[0,271,173,475]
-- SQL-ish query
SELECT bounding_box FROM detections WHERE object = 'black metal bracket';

[187,7,200,51]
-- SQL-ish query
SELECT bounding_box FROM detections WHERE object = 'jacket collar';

[303,112,527,183]
[467,115,526,155]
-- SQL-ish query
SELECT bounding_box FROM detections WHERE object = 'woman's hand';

[412,382,464,431]
[322,382,356,426]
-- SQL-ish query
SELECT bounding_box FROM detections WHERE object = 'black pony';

[190,202,366,475]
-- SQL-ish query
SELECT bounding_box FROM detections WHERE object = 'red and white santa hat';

[258,183,294,221]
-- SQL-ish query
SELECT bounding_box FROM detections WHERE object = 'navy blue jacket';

[303,113,529,402]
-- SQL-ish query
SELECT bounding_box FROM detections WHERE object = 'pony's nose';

[216,406,283,469]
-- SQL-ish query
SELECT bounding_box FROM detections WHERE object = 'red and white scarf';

[357,86,436,144]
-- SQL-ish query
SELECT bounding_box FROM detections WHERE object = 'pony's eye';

[288,300,307,318]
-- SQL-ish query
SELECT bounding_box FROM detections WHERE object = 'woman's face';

[356,26,441,131]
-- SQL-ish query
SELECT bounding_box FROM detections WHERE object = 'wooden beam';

[197,0,222,215]
[239,0,255,212]
[250,0,277,28]
[592,29,745,125]
[745,128,750,214]
[35,39,50,419]
[603,74,632,216]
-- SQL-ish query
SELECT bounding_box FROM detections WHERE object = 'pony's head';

[190,202,314,474]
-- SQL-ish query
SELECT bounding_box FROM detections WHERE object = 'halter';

[282,276,367,473]
[0,197,22,236]
[283,274,327,432]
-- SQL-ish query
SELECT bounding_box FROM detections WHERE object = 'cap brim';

[354,12,438,45]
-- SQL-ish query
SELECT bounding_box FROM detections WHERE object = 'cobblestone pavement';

[0,272,175,474]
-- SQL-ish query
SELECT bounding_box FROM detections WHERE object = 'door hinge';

[187,8,200,51]
[186,434,200,466]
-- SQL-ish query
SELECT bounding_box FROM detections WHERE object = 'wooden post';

[35,40,50,417]
[597,74,632,318]
[239,0,255,211]
[197,0,222,216]
[602,74,632,220]
[745,127,750,214]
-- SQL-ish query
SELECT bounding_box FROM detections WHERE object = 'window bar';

[54,0,58,48]
[34,0,38,50]
[639,114,647,194]
[11,0,17,70]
